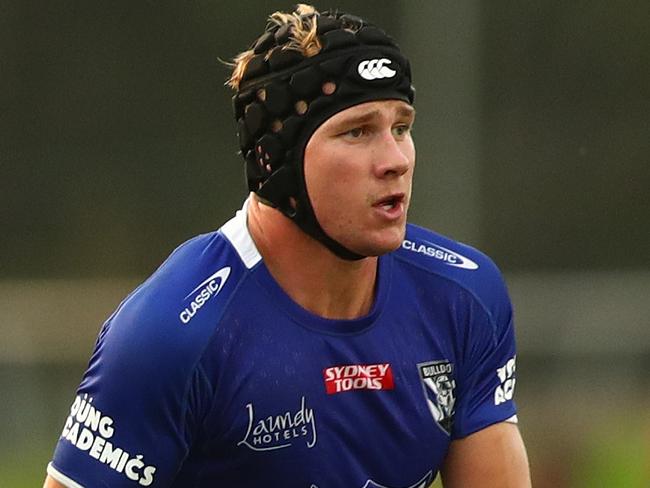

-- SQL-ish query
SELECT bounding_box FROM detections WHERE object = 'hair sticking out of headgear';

[228,4,322,91]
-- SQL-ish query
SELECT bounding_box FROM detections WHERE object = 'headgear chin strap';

[232,11,415,260]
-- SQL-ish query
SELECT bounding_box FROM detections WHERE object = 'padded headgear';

[233,10,415,260]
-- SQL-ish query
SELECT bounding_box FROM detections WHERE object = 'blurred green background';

[1,0,649,486]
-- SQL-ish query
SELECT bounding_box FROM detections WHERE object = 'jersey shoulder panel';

[97,229,250,381]
[395,223,512,325]
[100,199,264,370]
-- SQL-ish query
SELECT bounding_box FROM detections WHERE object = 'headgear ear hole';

[295,100,308,115]
[322,82,336,95]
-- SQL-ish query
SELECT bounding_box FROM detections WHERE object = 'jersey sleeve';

[48,286,214,487]
[451,265,518,439]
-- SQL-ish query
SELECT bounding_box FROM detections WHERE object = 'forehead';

[322,99,415,127]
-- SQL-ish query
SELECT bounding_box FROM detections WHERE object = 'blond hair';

[227,4,362,90]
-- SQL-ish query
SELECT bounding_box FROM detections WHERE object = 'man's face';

[304,99,416,257]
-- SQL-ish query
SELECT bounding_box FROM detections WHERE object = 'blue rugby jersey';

[48,201,518,488]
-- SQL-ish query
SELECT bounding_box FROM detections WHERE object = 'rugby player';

[44,5,531,487]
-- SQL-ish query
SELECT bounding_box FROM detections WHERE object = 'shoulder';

[96,226,252,378]
[114,229,246,325]
[393,223,512,324]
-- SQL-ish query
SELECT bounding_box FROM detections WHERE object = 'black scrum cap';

[232,10,415,260]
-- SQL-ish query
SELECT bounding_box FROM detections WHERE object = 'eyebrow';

[336,105,416,127]
[396,105,416,118]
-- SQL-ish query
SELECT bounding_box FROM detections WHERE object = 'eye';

[392,124,412,138]
[343,127,365,139]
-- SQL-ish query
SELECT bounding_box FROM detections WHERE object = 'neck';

[247,195,378,320]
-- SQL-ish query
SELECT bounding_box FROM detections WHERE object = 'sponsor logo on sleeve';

[178,266,230,324]
[401,239,479,270]
[494,356,516,405]
[323,363,394,394]
[59,394,157,486]
[418,360,456,435]
[238,396,317,452]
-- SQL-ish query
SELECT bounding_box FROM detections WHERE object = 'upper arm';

[441,421,531,488]
[442,264,528,485]
[46,300,213,487]
[43,474,66,488]
[441,422,531,488]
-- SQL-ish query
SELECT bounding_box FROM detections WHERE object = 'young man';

[45,5,530,487]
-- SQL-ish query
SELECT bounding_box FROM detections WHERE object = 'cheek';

[304,151,366,229]
[304,146,360,197]
[303,144,327,200]
[304,146,334,221]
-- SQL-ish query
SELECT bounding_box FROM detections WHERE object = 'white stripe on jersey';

[221,198,262,269]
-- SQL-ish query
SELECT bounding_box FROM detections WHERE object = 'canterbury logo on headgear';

[357,58,397,80]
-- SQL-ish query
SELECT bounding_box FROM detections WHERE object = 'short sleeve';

[48,297,213,487]
[451,282,519,439]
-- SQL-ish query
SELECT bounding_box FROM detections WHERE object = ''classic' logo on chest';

[323,363,395,394]
[237,396,317,452]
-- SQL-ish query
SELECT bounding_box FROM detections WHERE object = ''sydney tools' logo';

[323,363,394,394]
[418,360,456,435]
[238,396,317,452]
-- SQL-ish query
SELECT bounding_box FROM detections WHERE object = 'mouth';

[372,193,406,220]
[373,193,405,211]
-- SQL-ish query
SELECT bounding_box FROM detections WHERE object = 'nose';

[373,130,413,179]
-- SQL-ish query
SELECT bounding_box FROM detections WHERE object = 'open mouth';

[374,193,405,211]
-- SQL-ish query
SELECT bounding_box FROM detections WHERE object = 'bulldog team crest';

[418,361,456,435]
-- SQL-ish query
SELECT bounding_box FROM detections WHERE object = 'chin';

[353,228,406,257]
